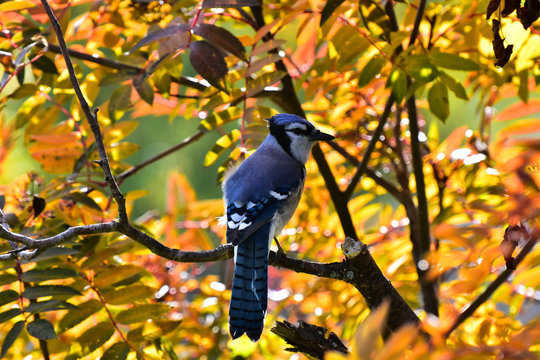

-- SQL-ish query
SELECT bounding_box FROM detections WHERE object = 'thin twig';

[343,95,395,199]
[445,231,539,337]
[117,131,205,182]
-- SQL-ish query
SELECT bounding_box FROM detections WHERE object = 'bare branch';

[445,229,539,338]
[343,95,395,200]
[118,131,205,182]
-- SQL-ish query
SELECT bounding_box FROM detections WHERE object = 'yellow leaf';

[0,0,36,11]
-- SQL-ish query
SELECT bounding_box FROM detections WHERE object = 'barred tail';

[229,223,270,341]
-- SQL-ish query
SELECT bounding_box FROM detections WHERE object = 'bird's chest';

[272,180,304,235]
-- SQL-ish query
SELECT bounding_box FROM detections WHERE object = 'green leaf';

[133,75,154,106]
[32,55,58,74]
[0,273,17,286]
[25,300,78,314]
[116,304,171,324]
[518,69,529,103]
[22,285,81,300]
[0,309,21,323]
[193,23,247,61]
[1,321,25,359]
[108,85,133,122]
[76,322,115,356]
[431,52,480,71]
[63,192,103,212]
[390,68,407,103]
[0,290,19,307]
[21,268,78,283]
[198,107,242,132]
[58,299,102,333]
[407,61,439,83]
[358,55,386,87]
[204,129,240,166]
[427,80,449,121]
[102,284,156,305]
[439,71,468,100]
[31,247,79,261]
[93,265,147,288]
[189,40,228,91]
[27,319,57,340]
[101,342,131,360]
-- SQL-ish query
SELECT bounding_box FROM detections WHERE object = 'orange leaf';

[495,99,540,121]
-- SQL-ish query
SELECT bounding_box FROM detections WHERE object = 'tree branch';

[343,95,395,199]
[445,229,539,337]
[117,130,205,182]
[40,43,209,91]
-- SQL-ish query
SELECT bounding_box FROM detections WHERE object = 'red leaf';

[129,23,190,53]
[189,40,228,91]
[192,23,247,61]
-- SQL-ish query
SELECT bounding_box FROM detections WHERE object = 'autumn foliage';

[0,0,539,359]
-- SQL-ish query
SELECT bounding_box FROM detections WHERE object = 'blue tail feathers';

[229,223,270,341]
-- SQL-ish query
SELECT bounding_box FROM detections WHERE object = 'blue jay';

[222,113,334,341]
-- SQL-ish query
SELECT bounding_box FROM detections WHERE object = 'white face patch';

[285,123,308,132]
[287,133,315,164]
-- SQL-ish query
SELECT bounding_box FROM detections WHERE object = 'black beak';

[310,130,335,141]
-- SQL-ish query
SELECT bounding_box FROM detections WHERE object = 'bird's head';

[267,114,334,164]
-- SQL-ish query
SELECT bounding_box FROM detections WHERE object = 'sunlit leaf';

[204,129,240,166]
[193,23,247,61]
[58,299,102,333]
[0,0,36,11]
[27,319,57,340]
[246,71,286,97]
[496,99,540,121]
[116,304,171,324]
[0,321,24,359]
[198,107,242,132]
[75,322,115,356]
[427,80,449,121]
[102,284,156,305]
[93,265,147,288]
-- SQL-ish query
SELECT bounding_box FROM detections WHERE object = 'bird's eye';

[288,129,304,135]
